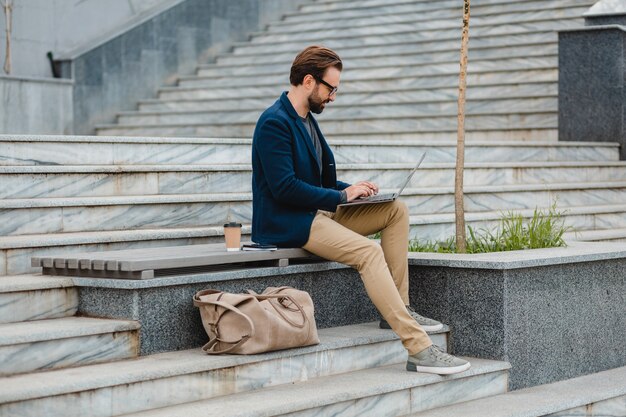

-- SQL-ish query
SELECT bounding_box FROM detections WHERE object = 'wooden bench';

[32,243,318,279]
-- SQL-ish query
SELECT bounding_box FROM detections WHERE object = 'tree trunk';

[2,0,12,74]
[455,0,470,253]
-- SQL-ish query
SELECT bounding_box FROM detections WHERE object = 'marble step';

[156,68,558,101]
[247,8,587,45]
[0,275,77,324]
[280,0,593,24]
[297,0,594,16]
[0,226,242,276]
[141,83,559,112]
[121,359,510,417]
[2,135,617,168]
[267,1,586,37]
[408,203,626,242]
[96,112,558,138]
[565,227,626,243]
[177,56,558,88]
[408,365,626,417]
[4,181,626,237]
[0,323,450,417]
[198,42,558,78]
[117,97,558,126]
[4,160,625,199]
[231,18,582,55]
[215,31,560,65]
[2,201,624,275]
[0,317,140,376]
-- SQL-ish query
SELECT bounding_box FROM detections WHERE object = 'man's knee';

[390,199,409,220]
[354,239,386,268]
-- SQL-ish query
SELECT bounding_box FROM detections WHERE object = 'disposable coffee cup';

[223,222,242,251]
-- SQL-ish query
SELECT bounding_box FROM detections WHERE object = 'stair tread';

[0,275,74,293]
[120,358,509,417]
[0,322,448,403]
[409,365,626,417]
[0,316,139,346]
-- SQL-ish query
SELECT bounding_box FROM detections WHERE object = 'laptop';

[338,152,426,207]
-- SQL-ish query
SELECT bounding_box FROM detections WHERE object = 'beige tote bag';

[193,286,320,354]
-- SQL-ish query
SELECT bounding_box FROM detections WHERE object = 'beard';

[308,86,330,114]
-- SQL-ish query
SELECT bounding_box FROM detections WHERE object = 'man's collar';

[280,91,307,120]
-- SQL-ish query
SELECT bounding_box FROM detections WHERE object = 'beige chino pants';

[302,200,432,355]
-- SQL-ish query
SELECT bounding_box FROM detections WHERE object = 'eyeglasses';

[313,75,338,96]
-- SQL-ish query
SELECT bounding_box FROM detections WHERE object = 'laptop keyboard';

[358,193,394,202]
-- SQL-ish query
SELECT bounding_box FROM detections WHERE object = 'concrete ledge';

[409,241,626,390]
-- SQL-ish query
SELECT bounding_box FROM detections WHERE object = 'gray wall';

[60,0,309,135]
[0,0,179,78]
[0,75,73,134]
[558,25,626,159]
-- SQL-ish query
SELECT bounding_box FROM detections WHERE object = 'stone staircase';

[1,0,626,415]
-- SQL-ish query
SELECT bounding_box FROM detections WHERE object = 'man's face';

[308,67,340,114]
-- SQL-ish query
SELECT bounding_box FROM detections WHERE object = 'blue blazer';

[251,92,351,247]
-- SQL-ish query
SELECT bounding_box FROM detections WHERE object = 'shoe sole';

[380,320,444,333]
[406,361,471,375]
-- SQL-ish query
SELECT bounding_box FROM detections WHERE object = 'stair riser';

[178,56,557,88]
[201,43,558,77]
[0,336,447,417]
[409,210,626,242]
[4,186,626,236]
[3,165,624,200]
[0,288,78,324]
[119,98,557,125]
[233,19,581,54]
[216,32,558,65]
[274,0,586,31]
[158,69,557,101]
[0,330,139,376]
[141,84,559,112]
[280,371,508,417]
[98,114,557,137]
[249,9,586,45]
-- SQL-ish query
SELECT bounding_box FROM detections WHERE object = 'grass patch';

[409,203,571,254]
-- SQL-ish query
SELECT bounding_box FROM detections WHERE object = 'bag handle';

[194,298,256,355]
[254,293,307,329]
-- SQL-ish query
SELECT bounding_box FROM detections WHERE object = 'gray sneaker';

[379,305,444,332]
[407,345,471,375]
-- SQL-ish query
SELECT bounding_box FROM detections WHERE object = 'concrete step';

[0,226,240,276]
[5,160,626,199]
[271,0,588,32]
[140,83,559,112]
[215,31,560,66]
[117,97,558,126]
[0,323,450,417]
[177,56,557,88]
[280,0,593,25]
[0,317,140,376]
[0,275,77,324]
[247,8,587,45]
[121,359,510,417]
[156,68,557,102]
[197,43,558,77]
[408,365,626,417]
[96,112,557,138]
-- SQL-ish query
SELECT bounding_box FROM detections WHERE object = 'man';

[251,45,470,375]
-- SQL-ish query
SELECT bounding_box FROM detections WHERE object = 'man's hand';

[345,181,379,202]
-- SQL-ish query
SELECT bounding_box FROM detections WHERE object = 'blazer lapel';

[280,92,321,170]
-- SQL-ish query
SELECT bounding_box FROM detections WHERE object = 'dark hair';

[289,45,343,86]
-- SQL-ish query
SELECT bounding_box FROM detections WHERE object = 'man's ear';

[303,74,316,90]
